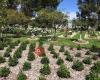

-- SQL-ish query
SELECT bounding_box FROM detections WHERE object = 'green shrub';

[57,58,64,65]
[0,56,6,64]
[66,55,73,62]
[48,44,54,51]
[29,43,35,52]
[9,42,15,49]
[59,45,65,52]
[40,64,51,75]
[77,45,81,50]
[85,51,91,55]
[4,47,12,57]
[0,67,10,77]
[53,53,59,58]
[17,72,27,80]
[72,60,84,71]
[57,64,70,78]
[91,61,100,73]
[41,56,49,64]
[0,44,4,50]
[86,72,100,80]
[50,50,56,54]
[28,52,35,61]
[8,56,18,66]
[75,52,81,57]
[39,76,46,80]
[92,54,98,60]
[83,57,92,64]
[64,50,70,56]
[23,62,31,71]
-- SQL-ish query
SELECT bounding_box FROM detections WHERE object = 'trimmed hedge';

[83,57,92,64]
[57,58,64,65]
[72,60,84,71]
[48,44,54,51]
[57,64,70,78]
[0,67,10,77]
[41,56,50,64]
[17,72,27,80]
[40,64,51,75]
[59,45,65,52]
[27,52,35,61]
[23,62,31,71]
[0,56,6,64]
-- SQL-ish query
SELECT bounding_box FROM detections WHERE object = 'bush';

[57,58,64,65]
[0,67,10,77]
[9,42,15,49]
[23,62,31,71]
[0,56,6,64]
[85,51,91,55]
[8,56,18,66]
[72,60,84,71]
[50,50,56,54]
[39,76,46,80]
[53,53,59,58]
[41,56,49,64]
[0,44,4,50]
[91,61,100,73]
[27,52,35,61]
[83,57,92,64]
[59,45,65,52]
[75,52,81,57]
[17,72,27,80]
[66,55,73,62]
[92,54,98,60]
[57,64,70,78]
[86,72,100,80]
[29,43,35,52]
[4,47,12,57]
[48,44,54,51]
[77,45,81,50]
[64,50,70,56]
[40,64,51,75]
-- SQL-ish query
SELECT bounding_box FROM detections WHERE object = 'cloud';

[68,12,77,20]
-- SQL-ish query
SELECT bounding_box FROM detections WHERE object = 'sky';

[58,0,78,20]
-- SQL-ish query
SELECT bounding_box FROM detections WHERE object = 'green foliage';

[57,64,70,78]
[57,58,64,65]
[40,64,51,75]
[85,51,91,55]
[59,45,65,52]
[29,42,35,52]
[77,45,81,50]
[8,56,18,66]
[48,44,54,51]
[23,62,31,71]
[66,55,73,62]
[0,67,10,77]
[86,72,100,80]
[4,47,12,57]
[0,43,4,50]
[0,56,5,64]
[41,56,50,64]
[17,72,27,80]
[92,54,98,60]
[83,57,92,64]
[64,50,70,56]
[91,61,100,74]
[39,76,46,80]
[75,52,81,57]
[53,53,59,58]
[50,50,56,54]
[86,61,100,80]
[27,52,35,61]
[72,60,84,71]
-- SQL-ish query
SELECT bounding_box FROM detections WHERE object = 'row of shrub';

[86,61,100,80]
[8,41,28,67]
